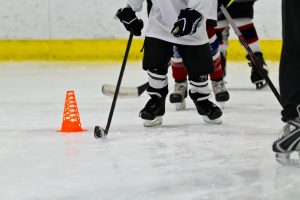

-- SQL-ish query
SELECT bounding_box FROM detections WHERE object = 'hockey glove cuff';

[116,7,144,36]
[172,8,202,37]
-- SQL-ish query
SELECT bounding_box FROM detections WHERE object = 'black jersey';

[146,0,152,15]
[218,0,255,20]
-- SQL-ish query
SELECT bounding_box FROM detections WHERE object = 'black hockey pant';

[280,0,300,121]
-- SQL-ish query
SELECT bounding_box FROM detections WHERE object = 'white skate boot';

[211,80,230,109]
[169,81,188,111]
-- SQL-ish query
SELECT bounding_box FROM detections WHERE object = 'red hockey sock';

[172,62,187,82]
[210,56,224,80]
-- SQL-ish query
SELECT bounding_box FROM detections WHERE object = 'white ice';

[1,61,300,200]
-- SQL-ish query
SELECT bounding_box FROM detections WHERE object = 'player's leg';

[169,46,188,110]
[207,26,229,108]
[140,37,173,127]
[178,43,222,124]
[273,0,300,166]
[217,18,269,89]
[215,20,230,77]
[235,19,269,89]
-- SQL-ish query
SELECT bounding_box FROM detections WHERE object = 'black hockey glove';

[116,7,144,36]
[171,8,202,37]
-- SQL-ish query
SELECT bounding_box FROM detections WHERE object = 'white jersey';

[204,0,218,21]
[127,0,218,45]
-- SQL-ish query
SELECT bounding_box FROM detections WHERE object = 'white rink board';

[0,0,281,39]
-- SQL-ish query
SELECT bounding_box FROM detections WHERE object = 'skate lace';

[275,121,299,143]
[174,82,187,95]
[274,126,289,144]
[212,80,227,94]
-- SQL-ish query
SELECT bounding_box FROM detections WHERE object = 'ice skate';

[211,80,230,109]
[273,119,300,167]
[247,52,269,90]
[169,81,187,111]
[139,94,165,127]
[193,99,222,124]
[251,67,268,89]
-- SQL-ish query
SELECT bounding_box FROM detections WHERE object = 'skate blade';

[276,152,300,168]
[175,100,186,111]
[143,116,163,127]
[202,116,222,124]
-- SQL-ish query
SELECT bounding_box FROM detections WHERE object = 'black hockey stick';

[102,82,149,97]
[220,5,282,106]
[94,32,134,139]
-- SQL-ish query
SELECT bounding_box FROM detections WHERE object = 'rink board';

[0,39,282,62]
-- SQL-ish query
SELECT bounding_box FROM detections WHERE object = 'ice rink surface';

[1,62,300,200]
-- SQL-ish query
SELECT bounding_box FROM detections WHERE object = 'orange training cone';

[57,90,86,133]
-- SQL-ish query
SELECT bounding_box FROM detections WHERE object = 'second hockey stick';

[220,5,282,106]
[102,82,149,97]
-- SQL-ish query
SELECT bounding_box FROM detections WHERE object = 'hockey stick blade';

[102,82,148,97]
[94,126,107,139]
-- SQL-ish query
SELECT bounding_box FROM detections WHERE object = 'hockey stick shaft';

[104,32,134,134]
[220,5,282,107]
